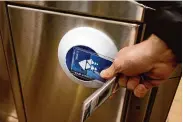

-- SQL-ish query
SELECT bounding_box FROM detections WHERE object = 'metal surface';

[0,32,18,122]
[0,4,18,121]
[0,2,26,122]
[148,77,181,122]
[3,2,181,122]
[7,5,139,122]
[122,91,151,122]
[122,66,182,122]
[0,111,18,122]
[8,1,145,22]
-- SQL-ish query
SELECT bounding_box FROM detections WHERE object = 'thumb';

[100,63,118,79]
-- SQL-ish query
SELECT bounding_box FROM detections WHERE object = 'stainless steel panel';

[148,77,181,122]
[0,2,26,122]
[8,5,139,122]
[0,111,18,122]
[0,31,18,120]
[122,91,151,122]
[123,76,182,122]
[8,1,145,22]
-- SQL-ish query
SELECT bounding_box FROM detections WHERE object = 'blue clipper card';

[71,47,113,83]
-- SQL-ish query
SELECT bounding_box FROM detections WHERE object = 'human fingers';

[134,81,153,98]
[127,76,140,90]
[118,74,128,87]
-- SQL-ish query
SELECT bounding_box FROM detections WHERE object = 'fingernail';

[119,78,127,87]
[100,70,106,77]
[134,85,148,98]
[138,84,147,92]
[135,92,145,98]
[138,85,145,92]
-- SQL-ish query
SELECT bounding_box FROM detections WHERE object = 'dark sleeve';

[139,1,182,62]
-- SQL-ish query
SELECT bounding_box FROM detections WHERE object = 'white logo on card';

[79,59,98,71]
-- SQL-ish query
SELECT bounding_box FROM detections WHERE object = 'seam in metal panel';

[7,4,139,28]
[5,3,28,122]
[7,1,144,24]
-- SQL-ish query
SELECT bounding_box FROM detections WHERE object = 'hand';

[100,34,177,98]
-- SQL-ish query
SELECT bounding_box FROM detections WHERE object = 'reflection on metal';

[122,91,151,122]
[0,2,25,122]
[0,111,18,122]
[8,1,145,22]
[0,24,18,121]
[1,1,181,122]
[7,4,139,122]
[148,78,181,122]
